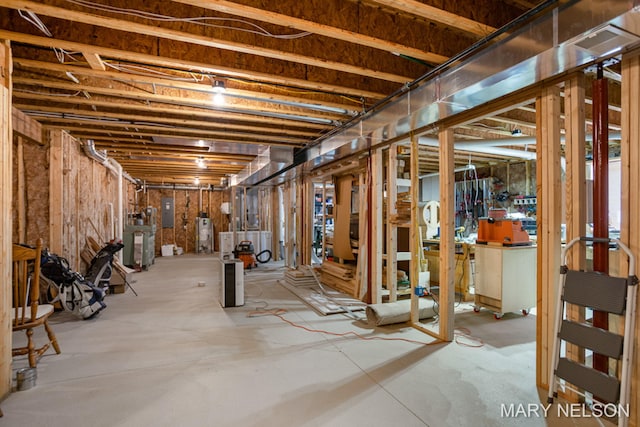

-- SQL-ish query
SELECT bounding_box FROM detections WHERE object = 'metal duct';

[144,184,223,191]
[293,0,640,175]
[81,139,138,184]
[229,146,294,186]
[82,139,107,163]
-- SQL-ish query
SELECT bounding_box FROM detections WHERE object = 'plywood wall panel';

[23,140,49,245]
[142,188,229,254]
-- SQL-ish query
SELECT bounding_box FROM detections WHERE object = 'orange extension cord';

[247,308,484,348]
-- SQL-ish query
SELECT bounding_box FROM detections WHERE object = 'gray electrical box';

[161,197,174,228]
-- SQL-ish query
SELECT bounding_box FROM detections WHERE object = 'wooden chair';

[12,238,61,367]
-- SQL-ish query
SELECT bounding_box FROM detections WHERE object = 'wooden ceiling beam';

[367,0,496,38]
[171,0,448,64]
[38,121,306,146]
[41,125,297,147]
[13,92,330,130]
[13,104,321,138]
[0,30,385,99]
[91,144,255,160]
[13,58,363,113]
[2,0,413,83]
[13,77,348,123]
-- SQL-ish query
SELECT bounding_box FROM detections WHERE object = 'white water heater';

[196,217,214,253]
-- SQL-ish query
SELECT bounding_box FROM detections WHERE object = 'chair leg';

[44,320,61,354]
[26,328,36,368]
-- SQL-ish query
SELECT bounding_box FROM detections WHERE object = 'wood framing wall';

[145,187,229,254]
[535,85,563,388]
[45,130,130,272]
[621,50,640,427]
[563,73,587,402]
[1,39,13,401]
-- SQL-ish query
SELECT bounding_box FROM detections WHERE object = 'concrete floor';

[2,254,616,427]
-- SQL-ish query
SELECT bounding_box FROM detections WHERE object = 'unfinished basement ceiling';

[0,0,625,185]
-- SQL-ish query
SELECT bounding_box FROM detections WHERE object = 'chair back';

[12,239,43,326]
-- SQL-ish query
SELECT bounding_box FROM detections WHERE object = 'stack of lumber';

[284,268,318,287]
[394,191,412,222]
[83,236,135,294]
[320,261,358,297]
[278,266,366,316]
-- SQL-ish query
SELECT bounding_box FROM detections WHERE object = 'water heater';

[196,217,214,253]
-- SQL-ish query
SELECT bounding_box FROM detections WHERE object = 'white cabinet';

[474,245,536,318]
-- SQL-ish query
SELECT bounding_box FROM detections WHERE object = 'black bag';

[40,249,75,284]
[40,249,106,319]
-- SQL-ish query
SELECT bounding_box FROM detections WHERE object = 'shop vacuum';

[233,240,257,269]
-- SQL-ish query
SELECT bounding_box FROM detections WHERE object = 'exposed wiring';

[14,89,83,97]
[454,327,484,348]
[18,10,52,36]
[247,308,444,346]
[18,10,81,64]
[104,61,207,82]
[248,307,484,348]
[64,0,311,39]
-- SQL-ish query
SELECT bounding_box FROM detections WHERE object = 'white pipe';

[107,158,124,263]
[418,137,537,160]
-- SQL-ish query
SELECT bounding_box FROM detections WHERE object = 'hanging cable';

[63,0,311,39]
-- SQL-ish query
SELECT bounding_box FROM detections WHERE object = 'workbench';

[423,240,474,301]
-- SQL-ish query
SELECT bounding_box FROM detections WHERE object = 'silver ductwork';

[293,0,640,174]
[82,139,108,163]
[143,184,224,191]
[229,146,294,186]
[82,139,138,184]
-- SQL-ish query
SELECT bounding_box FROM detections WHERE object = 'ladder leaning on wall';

[547,237,638,427]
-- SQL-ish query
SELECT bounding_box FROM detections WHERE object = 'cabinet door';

[474,246,503,300]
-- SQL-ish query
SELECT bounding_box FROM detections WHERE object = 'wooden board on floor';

[278,279,365,316]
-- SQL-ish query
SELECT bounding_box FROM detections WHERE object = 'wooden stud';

[303,179,314,266]
[0,39,13,401]
[387,145,399,302]
[295,175,304,268]
[438,128,455,342]
[564,73,587,392]
[621,50,640,427]
[410,134,420,325]
[82,51,106,71]
[17,136,25,242]
[371,148,383,304]
[535,85,562,389]
[357,172,368,301]
[48,129,64,255]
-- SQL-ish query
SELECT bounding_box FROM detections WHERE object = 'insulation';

[366,299,436,326]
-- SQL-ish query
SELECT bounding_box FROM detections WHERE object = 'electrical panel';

[162,197,174,228]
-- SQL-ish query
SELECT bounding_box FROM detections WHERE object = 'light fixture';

[213,80,226,105]
[511,128,523,136]
[194,177,200,185]
[213,80,226,93]
[213,92,225,105]
[196,156,206,168]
